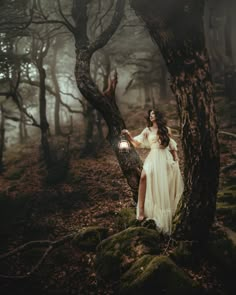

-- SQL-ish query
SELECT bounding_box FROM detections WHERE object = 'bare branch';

[21,79,57,97]
[0,9,34,31]
[32,20,75,34]
[56,0,75,33]
[0,233,75,279]
[4,115,21,122]
[89,0,126,54]
[59,90,80,101]
[59,98,83,114]
[219,131,236,139]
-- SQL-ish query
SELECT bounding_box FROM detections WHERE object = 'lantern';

[118,135,130,153]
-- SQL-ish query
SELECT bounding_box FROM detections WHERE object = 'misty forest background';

[0,0,236,295]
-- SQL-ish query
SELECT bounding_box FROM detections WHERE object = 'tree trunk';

[19,97,28,144]
[0,104,5,173]
[51,41,62,135]
[72,0,142,200]
[75,50,142,199]
[95,111,104,142]
[85,103,95,146]
[38,64,50,166]
[130,0,220,241]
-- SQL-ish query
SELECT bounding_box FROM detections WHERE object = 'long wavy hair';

[145,109,170,147]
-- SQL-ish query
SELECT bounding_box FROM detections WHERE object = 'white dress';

[134,127,184,234]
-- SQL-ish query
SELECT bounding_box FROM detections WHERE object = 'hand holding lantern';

[119,130,131,152]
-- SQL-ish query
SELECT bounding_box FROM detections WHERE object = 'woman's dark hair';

[145,109,170,147]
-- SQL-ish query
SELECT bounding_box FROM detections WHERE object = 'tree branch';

[89,0,126,54]
[0,233,75,279]
[59,98,83,114]
[219,131,236,139]
[56,0,75,33]
[32,20,75,34]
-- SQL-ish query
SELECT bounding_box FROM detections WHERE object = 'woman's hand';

[174,156,179,162]
[121,129,132,141]
[121,129,130,136]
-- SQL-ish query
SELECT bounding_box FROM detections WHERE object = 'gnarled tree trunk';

[72,0,142,200]
[130,0,220,241]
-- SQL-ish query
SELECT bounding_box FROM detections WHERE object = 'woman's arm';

[168,135,179,162]
[170,149,179,162]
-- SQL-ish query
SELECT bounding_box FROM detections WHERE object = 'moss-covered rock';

[120,255,201,295]
[96,227,161,280]
[73,226,108,251]
[115,208,161,231]
[115,208,137,230]
[140,219,158,230]
[208,228,236,272]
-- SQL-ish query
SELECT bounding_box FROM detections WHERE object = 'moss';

[216,203,236,213]
[115,208,136,230]
[120,255,201,295]
[216,186,236,230]
[96,227,161,280]
[73,226,108,251]
[218,185,236,195]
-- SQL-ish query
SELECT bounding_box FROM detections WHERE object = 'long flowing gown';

[134,127,184,234]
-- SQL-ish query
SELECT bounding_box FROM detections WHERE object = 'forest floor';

[0,103,235,295]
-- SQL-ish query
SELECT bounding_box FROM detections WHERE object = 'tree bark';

[130,0,220,241]
[38,63,50,166]
[72,0,142,200]
[51,40,62,135]
[0,104,5,173]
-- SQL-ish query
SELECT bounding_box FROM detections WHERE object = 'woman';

[122,109,184,234]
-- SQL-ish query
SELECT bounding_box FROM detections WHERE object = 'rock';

[73,226,108,251]
[115,208,161,231]
[140,219,158,230]
[96,227,161,280]
[115,208,136,230]
[120,255,201,295]
[207,227,236,272]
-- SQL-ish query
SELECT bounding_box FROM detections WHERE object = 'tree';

[70,0,143,199]
[0,103,5,173]
[130,0,220,241]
